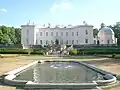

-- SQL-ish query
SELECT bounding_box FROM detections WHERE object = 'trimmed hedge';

[77,48,120,55]
[0,48,45,55]
[1,48,120,55]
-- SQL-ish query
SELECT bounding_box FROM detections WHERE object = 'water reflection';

[33,62,102,83]
[15,61,103,90]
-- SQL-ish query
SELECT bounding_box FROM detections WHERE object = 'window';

[26,38,29,45]
[85,39,88,44]
[85,30,88,35]
[107,40,110,44]
[27,30,29,36]
[72,32,74,36]
[61,40,63,44]
[94,40,96,44]
[76,40,78,44]
[61,32,63,36]
[51,40,54,45]
[56,32,58,36]
[46,40,48,44]
[76,32,78,36]
[46,32,48,36]
[36,40,38,44]
[40,32,42,36]
[66,32,68,36]
[51,32,53,36]
[40,40,42,44]
[66,40,68,44]
[72,40,74,44]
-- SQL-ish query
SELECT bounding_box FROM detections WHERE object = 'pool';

[4,60,117,90]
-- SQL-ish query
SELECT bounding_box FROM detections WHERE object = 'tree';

[0,26,21,45]
[8,27,17,44]
[93,28,99,38]
[108,22,120,45]
[15,28,21,44]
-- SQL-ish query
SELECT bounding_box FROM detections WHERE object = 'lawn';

[0,55,120,90]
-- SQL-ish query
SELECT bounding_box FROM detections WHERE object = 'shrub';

[112,53,116,58]
[117,75,120,81]
[69,49,77,55]
[0,48,45,55]
[77,48,120,55]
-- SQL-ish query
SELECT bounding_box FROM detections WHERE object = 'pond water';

[14,61,103,90]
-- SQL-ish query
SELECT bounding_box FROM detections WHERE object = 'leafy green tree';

[8,27,17,44]
[108,22,120,45]
[93,28,99,38]
[15,28,21,44]
[0,26,21,44]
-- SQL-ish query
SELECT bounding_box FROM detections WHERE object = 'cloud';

[50,0,72,14]
[0,8,7,12]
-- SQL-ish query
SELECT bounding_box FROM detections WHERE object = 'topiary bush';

[69,49,77,56]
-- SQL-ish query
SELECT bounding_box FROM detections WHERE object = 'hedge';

[0,48,45,55]
[77,48,120,55]
[1,48,120,55]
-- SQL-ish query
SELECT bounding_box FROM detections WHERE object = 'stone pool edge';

[4,61,38,86]
[4,60,117,89]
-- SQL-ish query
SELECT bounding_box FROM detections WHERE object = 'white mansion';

[21,23,117,49]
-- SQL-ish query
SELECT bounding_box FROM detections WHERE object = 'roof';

[99,26,114,35]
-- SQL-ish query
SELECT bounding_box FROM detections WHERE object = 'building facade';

[21,23,117,49]
[97,27,117,45]
[21,23,94,49]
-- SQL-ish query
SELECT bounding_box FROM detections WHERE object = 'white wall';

[21,24,94,48]
[36,25,94,45]
[21,25,36,49]
[98,32,116,44]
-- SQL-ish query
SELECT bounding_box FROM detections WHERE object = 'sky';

[0,0,120,28]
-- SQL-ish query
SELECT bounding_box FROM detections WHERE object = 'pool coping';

[4,60,117,89]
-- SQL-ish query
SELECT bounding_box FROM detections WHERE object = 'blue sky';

[0,0,120,28]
